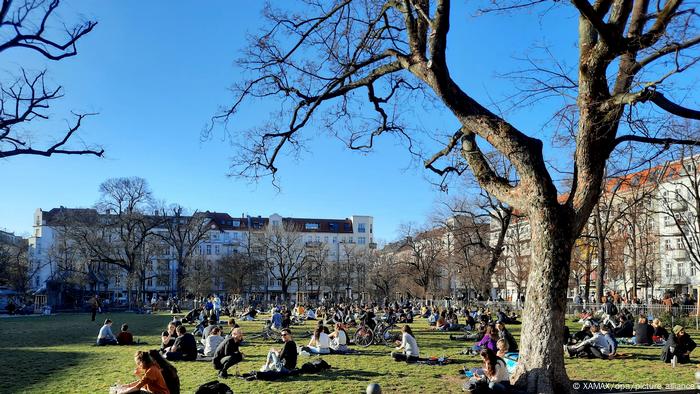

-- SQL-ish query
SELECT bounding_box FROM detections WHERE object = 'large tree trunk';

[512,208,573,393]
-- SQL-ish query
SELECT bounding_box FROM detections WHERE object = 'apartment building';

[491,158,700,300]
[28,207,374,304]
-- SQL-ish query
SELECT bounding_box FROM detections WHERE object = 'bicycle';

[352,320,374,347]
[248,321,280,342]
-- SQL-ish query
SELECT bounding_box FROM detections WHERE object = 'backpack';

[194,380,233,394]
[300,359,331,373]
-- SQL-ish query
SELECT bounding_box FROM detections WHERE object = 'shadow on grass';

[0,348,87,392]
[282,369,383,382]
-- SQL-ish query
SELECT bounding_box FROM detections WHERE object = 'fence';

[567,302,700,329]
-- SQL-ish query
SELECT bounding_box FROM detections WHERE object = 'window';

[358,237,366,245]
[233,232,239,239]
[272,220,280,227]
[324,236,328,243]
[211,233,219,241]
[199,245,204,255]
[678,264,686,276]
[146,277,153,287]
[206,245,212,255]
[332,236,337,244]
[664,215,673,227]
[691,266,697,277]
[665,263,672,277]
[349,237,354,243]
[305,223,319,230]
[215,245,220,255]
[677,238,685,250]
[329,223,338,231]
[232,220,240,227]
[316,235,320,242]
[115,276,121,286]
[343,223,351,232]
[358,223,366,233]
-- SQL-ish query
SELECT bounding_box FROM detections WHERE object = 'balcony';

[671,249,688,260]
[671,200,688,212]
[662,275,693,285]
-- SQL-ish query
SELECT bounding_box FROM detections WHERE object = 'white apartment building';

[28,207,374,305]
[491,158,700,301]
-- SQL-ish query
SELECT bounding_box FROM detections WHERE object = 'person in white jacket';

[391,325,420,363]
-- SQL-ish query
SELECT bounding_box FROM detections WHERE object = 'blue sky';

[2,1,688,242]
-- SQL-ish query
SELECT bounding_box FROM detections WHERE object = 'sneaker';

[218,370,228,379]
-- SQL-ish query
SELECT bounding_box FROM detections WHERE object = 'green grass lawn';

[0,312,696,393]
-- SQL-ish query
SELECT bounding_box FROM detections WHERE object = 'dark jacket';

[212,337,242,368]
[280,340,298,370]
[634,323,653,345]
[498,328,518,353]
[661,333,697,363]
[614,321,633,338]
[172,333,197,360]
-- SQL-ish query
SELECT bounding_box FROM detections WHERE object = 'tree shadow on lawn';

[0,348,87,392]
[283,369,383,382]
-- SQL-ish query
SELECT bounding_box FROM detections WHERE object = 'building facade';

[28,207,374,305]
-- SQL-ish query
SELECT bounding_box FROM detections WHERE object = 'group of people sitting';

[96,319,136,346]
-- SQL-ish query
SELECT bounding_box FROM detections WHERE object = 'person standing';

[89,294,101,322]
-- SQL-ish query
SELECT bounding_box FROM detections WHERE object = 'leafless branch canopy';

[0,0,101,159]
[216,0,700,230]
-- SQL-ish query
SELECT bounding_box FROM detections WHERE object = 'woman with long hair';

[148,350,180,394]
[479,348,509,392]
[115,351,170,394]
[391,325,419,363]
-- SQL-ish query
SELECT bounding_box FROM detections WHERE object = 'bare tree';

[157,205,210,297]
[217,252,265,297]
[369,248,401,302]
[303,241,329,301]
[67,177,163,305]
[445,195,513,299]
[396,224,446,298]
[182,254,215,299]
[0,0,101,159]
[260,222,307,302]
[214,1,700,390]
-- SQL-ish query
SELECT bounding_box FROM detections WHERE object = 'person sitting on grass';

[261,328,298,373]
[471,325,497,354]
[434,311,449,331]
[117,324,134,345]
[633,316,653,346]
[201,318,219,343]
[566,324,615,359]
[661,325,697,364]
[115,351,170,394]
[329,322,349,353]
[202,326,225,357]
[478,348,510,393]
[391,325,420,363]
[495,321,518,353]
[148,350,180,394]
[213,328,244,378]
[271,308,283,331]
[225,318,240,337]
[496,339,509,358]
[304,326,331,354]
[306,307,317,320]
[652,318,669,345]
[161,323,177,352]
[165,326,197,361]
[613,315,633,338]
[97,319,118,346]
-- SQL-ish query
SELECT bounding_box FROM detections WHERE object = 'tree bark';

[594,207,606,301]
[511,208,573,393]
